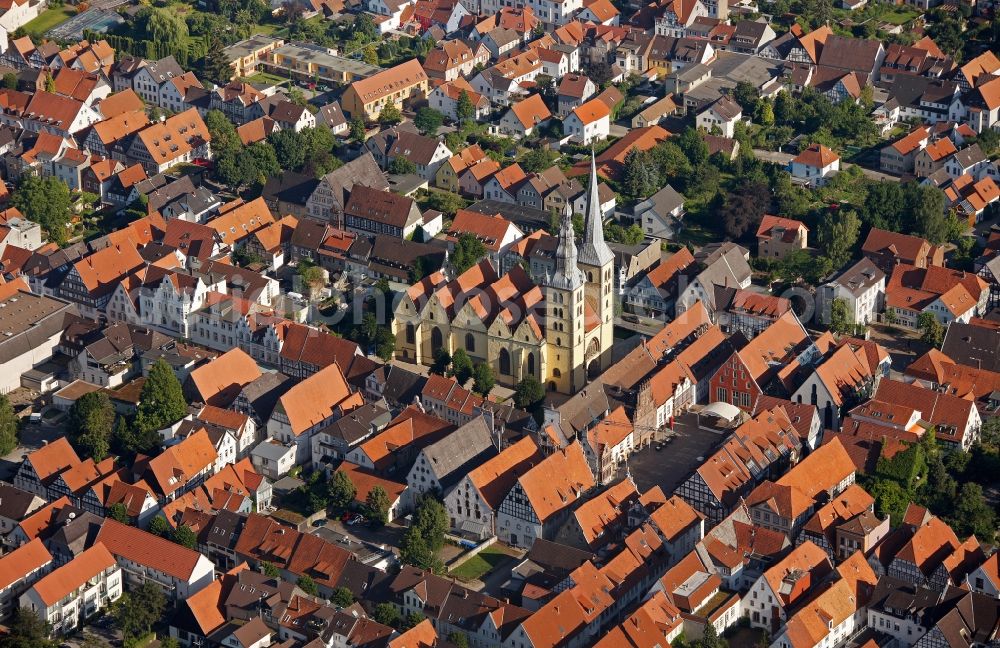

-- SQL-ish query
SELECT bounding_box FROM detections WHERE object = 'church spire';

[577,150,614,268]
[553,208,584,289]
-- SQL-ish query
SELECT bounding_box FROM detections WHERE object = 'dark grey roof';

[942,323,1000,373]
[318,152,389,218]
[318,402,391,446]
[262,171,319,208]
[830,258,885,296]
[0,483,42,520]
[465,199,550,232]
[418,416,495,488]
[145,56,184,83]
[238,372,296,422]
[381,365,426,408]
[953,144,987,168]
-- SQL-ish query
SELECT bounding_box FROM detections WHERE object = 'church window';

[499,349,511,375]
[556,337,562,346]
[466,333,475,352]
[587,271,593,282]
[528,353,535,376]
[553,368,561,377]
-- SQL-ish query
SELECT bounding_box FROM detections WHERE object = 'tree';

[2,73,16,90]
[622,148,658,201]
[68,391,114,460]
[732,81,760,113]
[870,479,909,527]
[349,116,367,142]
[113,582,165,640]
[330,587,354,607]
[909,185,950,244]
[108,502,130,524]
[423,190,468,216]
[414,107,444,136]
[514,375,545,410]
[452,233,488,274]
[677,127,709,167]
[918,312,944,348]
[173,524,197,549]
[430,349,451,376]
[721,181,769,239]
[829,298,853,335]
[148,515,171,539]
[472,363,494,396]
[401,498,448,572]
[0,395,17,457]
[366,485,392,525]
[520,148,558,173]
[449,348,474,384]
[816,208,860,270]
[269,129,307,171]
[456,90,475,123]
[952,482,996,539]
[327,467,358,512]
[378,104,402,125]
[12,175,72,244]
[373,602,401,628]
[262,561,280,578]
[297,575,319,596]
[1,608,55,648]
[696,623,727,648]
[203,36,231,84]
[145,7,189,54]
[390,156,418,175]
[135,359,187,439]
[449,633,470,648]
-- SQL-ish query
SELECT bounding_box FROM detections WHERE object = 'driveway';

[627,413,728,496]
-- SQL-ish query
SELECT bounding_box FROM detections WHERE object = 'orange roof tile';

[31,542,116,606]
[276,362,353,436]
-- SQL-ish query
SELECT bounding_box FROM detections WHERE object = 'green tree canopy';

[173,524,198,549]
[68,391,115,461]
[400,498,448,572]
[329,469,357,511]
[514,375,545,410]
[452,233,487,274]
[390,156,418,175]
[297,575,319,596]
[816,208,860,270]
[330,587,354,608]
[108,502,130,524]
[366,485,392,524]
[450,349,474,384]
[472,362,495,397]
[918,312,944,348]
[12,175,72,244]
[1,608,55,648]
[0,395,17,457]
[456,90,475,123]
[113,582,166,640]
[414,107,444,136]
[378,104,403,125]
[135,359,187,439]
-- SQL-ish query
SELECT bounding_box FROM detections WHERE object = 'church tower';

[542,204,586,393]
[576,152,615,378]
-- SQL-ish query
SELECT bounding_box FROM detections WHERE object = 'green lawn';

[247,72,289,86]
[23,5,76,37]
[449,546,517,581]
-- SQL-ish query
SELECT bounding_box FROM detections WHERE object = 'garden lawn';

[23,5,76,37]
[448,546,518,581]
